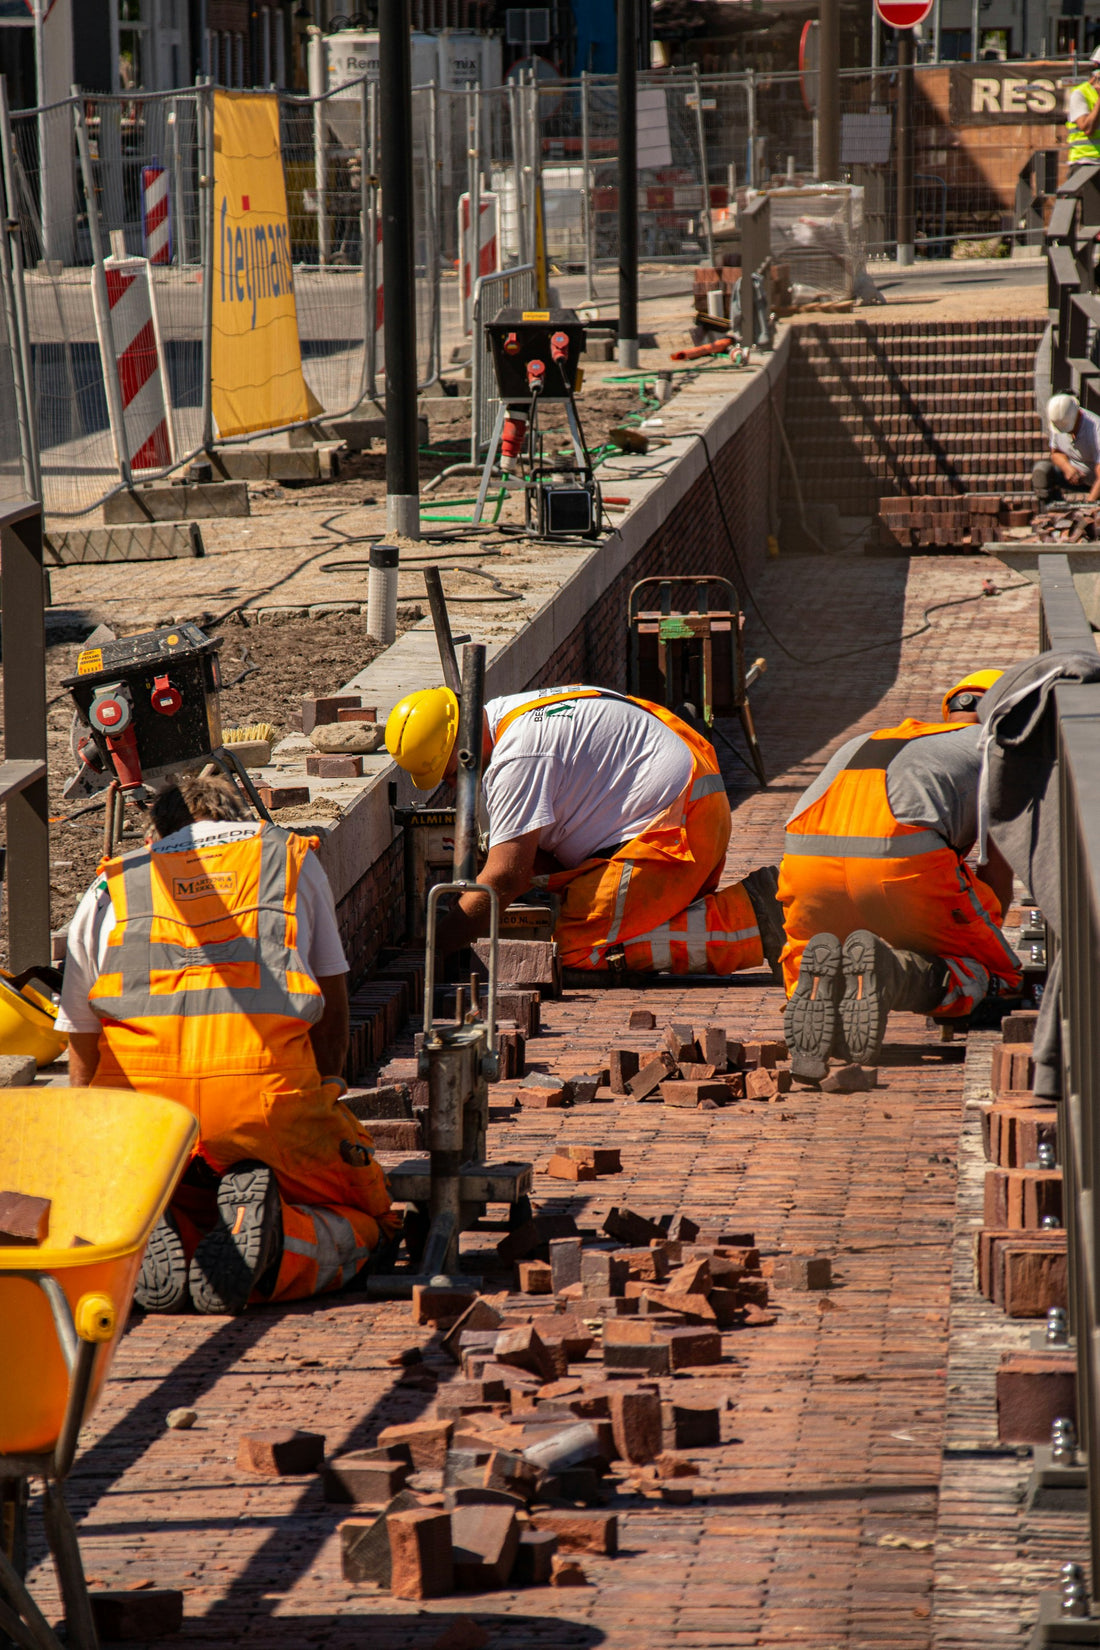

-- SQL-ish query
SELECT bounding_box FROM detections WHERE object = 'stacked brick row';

[875,491,1038,551]
[783,316,1045,522]
[979,1010,1066,1326]
[345,949,425,1084]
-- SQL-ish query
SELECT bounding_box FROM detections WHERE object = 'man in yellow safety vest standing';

[386,683,784,977]
[1066,49,1100,172]
[58,775,395,1315]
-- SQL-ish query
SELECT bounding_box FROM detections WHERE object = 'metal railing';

[469,262,536,465]
[1035,553,1100,1631]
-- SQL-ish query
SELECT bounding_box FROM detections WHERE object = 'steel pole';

[691,67,715,266]
[452,641,486,885]
[896,28,915,265]
[818,0,840,182]
[970,0,980,60]
[379,0,420,538]
[72,89,133,488]
[617,0,638,368]
[366,77,379,400]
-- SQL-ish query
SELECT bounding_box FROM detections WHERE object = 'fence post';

[0,78,40,504]
[310,32,329,267]
[72,88,132,489]
[200,78,215,454]
[581,70,597,302]
[819,0,840,181]
[508,77,529,267]
[427,79,441,388]
[691,66,715,267]
[169,97,188,265]
[746,68,757,189]
[896,28,915,265]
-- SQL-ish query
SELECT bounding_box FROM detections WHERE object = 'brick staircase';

[782,317,1046,532]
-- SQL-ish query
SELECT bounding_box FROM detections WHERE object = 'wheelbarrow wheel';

[0,1480,27,1581]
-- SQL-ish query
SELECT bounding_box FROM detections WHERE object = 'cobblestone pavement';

[24,552,1052,1648]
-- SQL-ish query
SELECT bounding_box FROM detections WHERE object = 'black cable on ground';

[688,427,1032,669]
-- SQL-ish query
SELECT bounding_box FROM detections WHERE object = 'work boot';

[741,864,784,981]
[134,1209,188,1313]
[189,1162,283,1315]
[838,930,947,1066]
[784,932,842,1084]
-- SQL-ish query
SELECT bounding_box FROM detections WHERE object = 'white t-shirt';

[1068,84,1092,125]
[1051,406,1100,475]
[482,687,695,868]
[57,822,348,1036]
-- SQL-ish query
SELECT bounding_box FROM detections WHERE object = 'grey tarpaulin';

[978,648,1100,1098]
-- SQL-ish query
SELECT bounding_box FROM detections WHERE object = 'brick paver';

[23,552,1044,1647]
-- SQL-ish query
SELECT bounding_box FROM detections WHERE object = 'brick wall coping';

[252,330,791,908]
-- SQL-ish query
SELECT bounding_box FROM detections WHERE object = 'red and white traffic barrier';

[93,256,174,475]
[141,165,171,265]
[458,192,499,333]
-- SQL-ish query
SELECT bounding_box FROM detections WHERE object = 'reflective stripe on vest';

[1069,81,1100,164]
[89,825,323,1024]
[784,719,966,862]
[782,827,948,859]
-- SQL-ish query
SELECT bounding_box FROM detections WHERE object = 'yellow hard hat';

[385,687,460,791]
[941,669,1003,722]
[0,971,66,1067]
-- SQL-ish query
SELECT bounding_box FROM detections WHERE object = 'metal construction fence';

[0,56,1085,516]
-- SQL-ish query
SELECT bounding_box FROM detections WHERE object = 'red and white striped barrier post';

[91,254,175,478]
[141,164,171,265]
[458,192,499,334]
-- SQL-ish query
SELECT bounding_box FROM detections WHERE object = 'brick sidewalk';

[26,553,1042,1648]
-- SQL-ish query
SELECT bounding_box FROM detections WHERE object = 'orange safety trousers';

[88,825,395,1302]
[778,718,1022,1017]
[495,690,763,974]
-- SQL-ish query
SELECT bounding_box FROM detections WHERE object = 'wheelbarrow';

[0,1088,197,1650]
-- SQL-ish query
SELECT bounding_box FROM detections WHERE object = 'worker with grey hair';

[1033,394,1100,504]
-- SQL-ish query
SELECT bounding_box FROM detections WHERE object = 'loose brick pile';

[1022,505,1100,543]
[783,317,1044,519]
[874,491,1038,551]
[322,1210,773,1603]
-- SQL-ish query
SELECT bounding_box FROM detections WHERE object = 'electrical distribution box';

[62,624,223,782]
[486,307,587,401]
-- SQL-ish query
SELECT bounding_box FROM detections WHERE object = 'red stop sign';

[874,0,932,25]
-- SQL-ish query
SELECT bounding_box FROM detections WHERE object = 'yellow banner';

[212,91,321,438]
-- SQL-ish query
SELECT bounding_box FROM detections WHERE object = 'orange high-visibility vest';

[89,825,325,1087]
[784,718,970,861]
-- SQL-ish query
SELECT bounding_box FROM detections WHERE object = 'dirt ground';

[14,609,420,947]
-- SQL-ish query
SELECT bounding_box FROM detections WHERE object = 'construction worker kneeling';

[386,683,784,976]
[779,671,1022,1084]
[58,776,396,1314]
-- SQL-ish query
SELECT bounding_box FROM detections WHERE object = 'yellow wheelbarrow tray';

[0,1088,197,1650]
